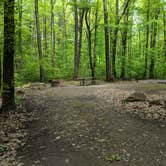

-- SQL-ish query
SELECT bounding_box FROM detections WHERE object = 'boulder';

[125,92,147,102]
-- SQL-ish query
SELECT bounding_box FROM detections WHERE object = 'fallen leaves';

[104,154,122,163]
[0,104,34,166]
[95,84,166,122]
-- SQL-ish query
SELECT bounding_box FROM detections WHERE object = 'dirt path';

[18,84,166,166]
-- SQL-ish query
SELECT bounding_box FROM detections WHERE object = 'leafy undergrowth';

[0,103,35,166]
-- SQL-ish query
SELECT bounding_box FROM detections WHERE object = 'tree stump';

[49,80,60,87]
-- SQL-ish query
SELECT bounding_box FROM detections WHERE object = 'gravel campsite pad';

[1,81,166,166]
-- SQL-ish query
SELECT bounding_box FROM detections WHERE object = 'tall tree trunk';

[34,0,44,81]
[120,9,129,80]
[111,29,118,79]
[1,0,15,112]
[43,0,47,53]
[149,9,160,79]
[111,0,131,79]
[128,24,133,79]
[143,0,150,78]
[18,0,22,59]
[73,1,85,80]
[78,11,85,69]
[30,12,35,49]
[103,0,111,81]
[163,9,166,58]
[0,6,3,90]
[73,0,79,79]
[93,0,99,79]
[0,50,1,89]
[85,10,93,78]
[85,0,99,79]
[51,0,55,66]
[111,0,119,79]
[62,0,67,67]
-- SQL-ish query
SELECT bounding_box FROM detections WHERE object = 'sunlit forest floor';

[1,80,166,165]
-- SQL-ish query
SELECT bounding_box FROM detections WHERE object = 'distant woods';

[0,0,165,83]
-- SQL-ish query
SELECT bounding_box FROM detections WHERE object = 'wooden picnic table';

[76,77,96,86]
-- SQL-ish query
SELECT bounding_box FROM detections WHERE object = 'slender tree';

[128,19,133,79]
[0,4,2,89]
[120,8,129,80]
[85,0,99,79]
[18,0,23,59]
[111,0,132,79]
[163,6,166,58]
[0,50,1,90]
[51,0,55,66]
[103,0,111,81]
[73,0,79,79]
[93,0,99,79]
[149,8,160,79]
[34,0,44,81]
[1,0,16,112]
[43,0,48,53]
[143,0,150,78]
[73,0,85,79]
[61,0,67,66]
[111,0,119,79]
[85,8,93,77]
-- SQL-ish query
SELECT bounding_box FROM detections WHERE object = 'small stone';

[146,113,152,119]
[72,143,76,146]
[118,129,123,132]
[90,147,94,151]
[61,148,65,152]
[55,136,61,140]
[126,153,130,157]
[18,163,24,166]
[143,133,148,137]
[39,146,46,149]
[1,137,9,143]
[41,157,47,161]
[65,159,70,164]
[161,142,165,146]
[97,139,106,143]
[153,113,160,120]
[34,160,40,164]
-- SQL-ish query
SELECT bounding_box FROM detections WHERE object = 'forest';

[0,0,166,165]
[0,0,166,84]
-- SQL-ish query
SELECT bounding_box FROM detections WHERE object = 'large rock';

[125,92,147,102]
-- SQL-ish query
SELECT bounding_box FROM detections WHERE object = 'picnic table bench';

[76,77,96,86]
